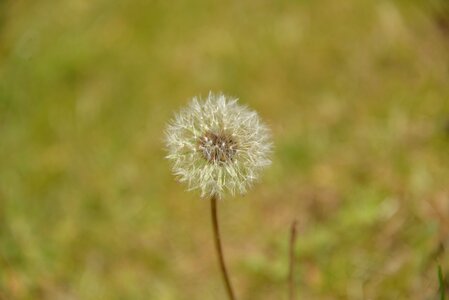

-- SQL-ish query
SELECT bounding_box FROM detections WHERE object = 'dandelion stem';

[210,195,237,300]
[288,220,298,300]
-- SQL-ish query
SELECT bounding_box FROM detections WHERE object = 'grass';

[439,265,446,300]
[1,0,449,299]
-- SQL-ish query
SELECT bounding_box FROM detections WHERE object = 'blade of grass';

[438,265,445,300]
[288,220,298,300]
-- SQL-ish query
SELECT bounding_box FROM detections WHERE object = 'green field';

[1,0,449,299]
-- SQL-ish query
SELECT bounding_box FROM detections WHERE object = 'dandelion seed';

[165,92,272,199]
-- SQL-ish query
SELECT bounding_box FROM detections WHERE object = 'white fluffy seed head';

[165,93,272,199]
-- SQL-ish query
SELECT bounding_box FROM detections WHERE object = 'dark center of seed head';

[198,131,238,163]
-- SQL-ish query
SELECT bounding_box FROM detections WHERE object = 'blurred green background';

[1,0,449,299]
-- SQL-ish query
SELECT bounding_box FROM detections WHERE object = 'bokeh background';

[1,0,449,299]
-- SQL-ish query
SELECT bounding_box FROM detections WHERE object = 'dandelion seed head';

[165,93,272,199]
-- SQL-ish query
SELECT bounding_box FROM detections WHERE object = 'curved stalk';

[210,195,237,300]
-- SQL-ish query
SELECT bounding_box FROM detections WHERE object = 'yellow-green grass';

[1,0,449,299]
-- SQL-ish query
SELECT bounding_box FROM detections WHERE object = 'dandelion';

[165,93,272,199]
[165,93,272,300]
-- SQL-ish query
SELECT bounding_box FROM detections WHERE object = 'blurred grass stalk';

[289,220,298,300]
[438,265,446,300]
